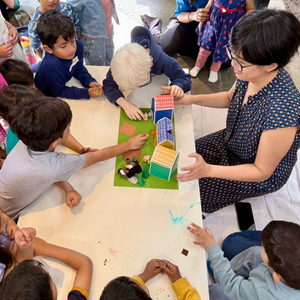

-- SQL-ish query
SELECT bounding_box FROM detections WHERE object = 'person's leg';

[190,47,212,77]
[209,283,231,300]
[83,37,106,66]
[229,246,263,278]
[208,61,222,83]
[105,34,114,66]
[222,231,262,261]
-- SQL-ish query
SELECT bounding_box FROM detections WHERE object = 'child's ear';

[50,139,60,150]
[273,271,282,283]
[43,45,53,55]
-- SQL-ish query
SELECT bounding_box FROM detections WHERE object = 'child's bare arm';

[33,237,93,293]
[63,133,85,154]
[54,181,82,208]
[35,48,43,59]
[82,133,149,169]
[246,0,255,13]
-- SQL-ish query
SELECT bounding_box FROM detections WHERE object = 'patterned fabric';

[28,3,81,50]
[197,68,300,213]
[197,0,246,64]
[175,0,208,18]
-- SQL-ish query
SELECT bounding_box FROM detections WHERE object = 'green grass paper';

[114,108,179,190]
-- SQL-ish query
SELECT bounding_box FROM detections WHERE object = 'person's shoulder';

[67,287,88,300]
[28,8,42,27]
[76,40,84,51]
[60,2,76,13]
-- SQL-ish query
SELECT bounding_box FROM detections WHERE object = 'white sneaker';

[208,70,218,83]
[190,66,201,77]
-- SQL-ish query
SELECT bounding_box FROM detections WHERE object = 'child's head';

[0,260,56,300]
[38,0,59,13]
[0,85,42,123]
[261,220,300,290]
[111,43,152,91]
[100,276,152,300]
[0,59,34,87]
[37,10,76,60]
[11,96,72,151]
[230,9,300,69]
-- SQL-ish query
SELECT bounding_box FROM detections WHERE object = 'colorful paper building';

[155,117,174,149]
[150,145,179,181]
[151,95,174,124]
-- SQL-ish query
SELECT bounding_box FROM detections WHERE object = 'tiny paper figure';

[118,159,143,184]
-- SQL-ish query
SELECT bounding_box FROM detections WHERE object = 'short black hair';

[0,59,34,86]
[10,96,72,151]
[230,9,300,68]
[0,85,43,123]
[37,10,75,49]
[0,260,53,300]
[261,220,300,289]
[100,276,152,300]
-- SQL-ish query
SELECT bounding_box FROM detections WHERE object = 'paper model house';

[155,117,174,149]
[150,145,179,181]
[151,95,174,124]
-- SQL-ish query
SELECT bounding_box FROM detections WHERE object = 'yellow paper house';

[150,145,179,181]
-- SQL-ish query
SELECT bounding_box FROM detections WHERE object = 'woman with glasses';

[176,9,300,213]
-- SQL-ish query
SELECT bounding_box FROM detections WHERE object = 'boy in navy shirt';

[35,10,103,100]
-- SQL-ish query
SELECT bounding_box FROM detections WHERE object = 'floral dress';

[196,69,300,213]
[198,0,246,64]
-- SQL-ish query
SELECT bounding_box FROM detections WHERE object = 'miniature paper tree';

[138,173,145,186]
[131,155,136,162]
[142,165,149,179]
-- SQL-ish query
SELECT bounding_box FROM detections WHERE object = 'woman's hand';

[0,44,13,58]
[177,153,211,182]
[8,26,18,45]
[193,8,210,22]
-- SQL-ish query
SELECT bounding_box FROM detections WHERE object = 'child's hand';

[187,223,216,249]
[174,93,193,105]
[8,27,19,45]
[128,133,149,150]
[15,227,36,248]
[89,87,103,97]
[161,259,182,283]
[0,44,13,58]
[89,82,102,89]
[138,259,163,283]
[66,190,82,208]
[161,85,184,100]
[80,147,99,154]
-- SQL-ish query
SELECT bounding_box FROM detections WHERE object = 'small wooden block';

[181,248,189,256]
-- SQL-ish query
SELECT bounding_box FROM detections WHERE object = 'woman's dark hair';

[0,59,34,86]
[0,85,43,123]
[37,10,75,49]
[230,9,300,68]
[261,220,300,290]
[100,276,152,300]
[0,260,53,300]
[11,96,72,151]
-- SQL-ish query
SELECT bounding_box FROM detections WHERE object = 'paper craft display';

[150,145,179,181]
[151,95,174,124]
[155,117,174,149]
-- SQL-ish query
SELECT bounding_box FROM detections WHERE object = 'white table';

[18,66,209,300]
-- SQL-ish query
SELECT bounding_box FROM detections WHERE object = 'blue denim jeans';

[81,34,114,66]
[209,246,263,300]
[221,231,262,261]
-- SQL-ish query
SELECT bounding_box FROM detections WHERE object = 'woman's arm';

[245,0,255,14]
[175,82,236,108]
[178,127,298,182]
[3,0,16,9]
[177,9,210,23]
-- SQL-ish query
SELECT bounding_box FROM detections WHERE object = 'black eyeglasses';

[225,45,255,72]
[140,75,152,88]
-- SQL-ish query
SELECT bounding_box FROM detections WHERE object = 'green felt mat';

[114,108,179,190]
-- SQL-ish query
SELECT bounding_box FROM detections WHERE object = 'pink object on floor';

[0,74,8,142]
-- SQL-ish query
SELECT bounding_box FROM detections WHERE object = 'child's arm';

[82,133,149,169]
[54,181,82,208]
[63,133,98,154]
[162,260,202,300]
[198,0,213,32]
[187,223,260,300]
[245,0,255,13]
[33,237,93,294]
[4,21,18,45]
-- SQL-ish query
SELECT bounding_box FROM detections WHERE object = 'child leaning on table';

[187,220,300,300]
[0,96,148,220]
[0,69,98,155]
[35,10,103,100]
[0,211,93,300]
[67,0,119,66]
[100,259,202,300]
